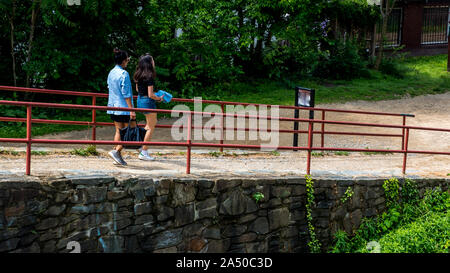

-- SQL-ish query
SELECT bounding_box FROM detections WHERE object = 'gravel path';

[0,92,449,178]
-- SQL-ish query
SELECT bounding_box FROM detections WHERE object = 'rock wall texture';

[0,175,448,253]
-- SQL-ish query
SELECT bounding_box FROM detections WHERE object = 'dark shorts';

[137,96,157,113]
[109,114,130,123]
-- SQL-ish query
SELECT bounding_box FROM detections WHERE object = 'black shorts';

[109,114,130,123]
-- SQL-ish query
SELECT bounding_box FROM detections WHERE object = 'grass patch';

[31,151,48,156]
[70,145,99,156]
[0,149,20,156]
[269,150,280,156]
[312,152,326,157]
[362,147,394,156]
[334,151,350,156]
[219,55,449,106]
[208,151,223,157]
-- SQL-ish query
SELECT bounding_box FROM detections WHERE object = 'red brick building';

[379,0,450,55]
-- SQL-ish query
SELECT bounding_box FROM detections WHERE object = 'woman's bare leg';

[142,113,157,150]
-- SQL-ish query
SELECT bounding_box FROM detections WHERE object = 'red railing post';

[26,106,32,175]
[186,113,192,174]
[401,116,406,150]
[321,110,325,148]
[220,103,224,152]
[306,121,313,175]
[402,128,410,174]
[92,96,97,141]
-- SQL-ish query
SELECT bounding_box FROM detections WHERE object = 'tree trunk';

[371,23,377,59]
[375,19,387,70]
[9,0,17,86]
[25,0,41,89]
[375,0,396,70]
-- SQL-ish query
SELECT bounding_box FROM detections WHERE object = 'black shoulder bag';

[119,119,147,149]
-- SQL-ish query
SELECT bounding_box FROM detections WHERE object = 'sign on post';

[293,87,315,150]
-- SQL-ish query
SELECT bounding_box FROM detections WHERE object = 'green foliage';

[379,210,450,253]
[334,151,349,156]
[340,187,354,204]
[252,192,265,204]
[269,150,280,156]
[330,178,450,253]
[70,145,99,156]
[305,175,322,253]
[313,39,370,80]
[0,149,20,156]
[208,151,223,157]
[383,177,400,208]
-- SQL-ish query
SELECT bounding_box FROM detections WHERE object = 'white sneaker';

[138,152,155,161]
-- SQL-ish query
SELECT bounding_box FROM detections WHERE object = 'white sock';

[141,149,149,156]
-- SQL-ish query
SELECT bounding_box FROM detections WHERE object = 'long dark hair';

[133,54,156,83]
[113,48,128,65]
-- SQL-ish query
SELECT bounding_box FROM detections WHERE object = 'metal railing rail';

[0,97,448,176]
[0,85,416,151]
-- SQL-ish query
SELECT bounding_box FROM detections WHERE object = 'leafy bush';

[330,178,450,253]
[379,211,450,253]
[312,40,370,80]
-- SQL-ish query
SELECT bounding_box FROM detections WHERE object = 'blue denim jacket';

[107,65,134,115]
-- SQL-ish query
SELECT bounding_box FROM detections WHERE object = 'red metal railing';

[0,86,449,176]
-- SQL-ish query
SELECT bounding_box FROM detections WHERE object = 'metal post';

[401,116,406,150]
[321,110,325,148]
[186,113,192,174]
[402,128,410,174]
[92,96,97,141]
[26,106,32,175]
[306,121,313,175]
[220,103,224,152]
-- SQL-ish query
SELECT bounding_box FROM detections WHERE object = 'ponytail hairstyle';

[133,53,156,83]
[113,48,129,65]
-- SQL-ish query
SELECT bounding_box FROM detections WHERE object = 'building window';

[421,6,449,45]
[377,8,403,47]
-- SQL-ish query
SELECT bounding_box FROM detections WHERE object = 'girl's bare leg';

[142,113,157,150]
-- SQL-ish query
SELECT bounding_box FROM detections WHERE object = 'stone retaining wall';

[0,175,448,253]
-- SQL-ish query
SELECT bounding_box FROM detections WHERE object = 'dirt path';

[0,93,449,177]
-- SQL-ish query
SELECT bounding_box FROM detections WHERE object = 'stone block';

[195,198,217,220]
[170,182,196,207]
[45,205,66,217]
[107,190,127,201]
[212,179,242,193]
[83,186,107,204]
[135,215,154,225]
[219,191,247,216]
[119,225,144,236]
[248,217,269,235]
[268,208,289,231]
[222,225,247,237]
[198,179,214,189]
[157,207,174,221]
[203,227,221,239]
[232,233,257,244]
[174,203,195,227]
[67,175,115,186]
[187,237,207,252]
[134,202,153,216]
[205,239,231,253]
[36,218,59,231]
[142,228,183,251]
[271,186,291,199]
[238,213,258,224]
